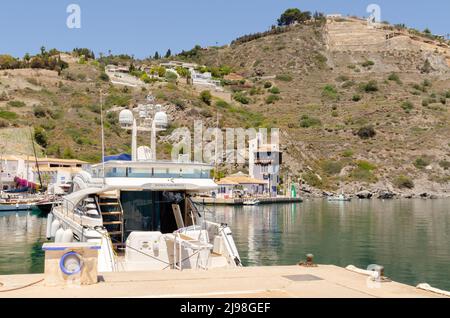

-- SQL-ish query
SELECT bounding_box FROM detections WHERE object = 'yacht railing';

[188,198,242,267]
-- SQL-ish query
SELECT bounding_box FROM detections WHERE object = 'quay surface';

[192,196,303,206]
[0,265,446,298]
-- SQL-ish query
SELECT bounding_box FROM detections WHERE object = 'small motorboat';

[243,199,260,206]
[327,194,351,202]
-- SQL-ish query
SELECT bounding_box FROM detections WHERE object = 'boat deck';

[0,265,446,298]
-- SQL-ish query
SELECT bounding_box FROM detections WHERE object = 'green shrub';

[439,160,450,170]
[349,166,377,183]
[322,84,339,100]
[34,127,48,148]
[361,60,375,67]
[233,92,250,104]
[359,80,378,93]
[264,82,272,88]
[165,71,178,82]
[99,72,109,81]
[215,100,230,108]
[105,94,131,108]
[388,73,401,84]
[414,156,431,169]
[401,101,414,112]
[7,100,26,108]
[0,109,18,120]
[352,94,361,102]
[33,105,47,118]
[321,160,343,175]
[356,160,376,171]
[275,74,293,82]
[356,126,376,139]
[422,79,432,87]
[265,94,280,104]
[173,99,186,110]
[269,86,280,94]
[302,171,322,187]
[63,148,75,159]
[199,90,212,105]
[394,175,415,189]
[342,149,354,158]
[299,115,322,128]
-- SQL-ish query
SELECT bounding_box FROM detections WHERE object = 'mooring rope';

[0,278,44,293]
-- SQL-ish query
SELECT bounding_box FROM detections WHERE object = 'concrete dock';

[0,265,446,298]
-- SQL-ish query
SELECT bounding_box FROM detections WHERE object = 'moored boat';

[327,194,351,202]
[0,203,33,212]
[46,105,242,273]
[243,199,260,205]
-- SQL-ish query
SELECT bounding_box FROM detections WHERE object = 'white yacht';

[46,102,241,272]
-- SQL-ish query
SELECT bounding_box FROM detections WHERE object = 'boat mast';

[29,127,43,191]
[0,140,5,193]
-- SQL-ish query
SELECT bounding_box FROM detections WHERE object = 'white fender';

[46,213,54,239]
[50,219,61,238]
[55,228,65,243]
[62,229,74,243]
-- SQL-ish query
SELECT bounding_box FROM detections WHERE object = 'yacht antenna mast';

[214,110,219,180]
[100,90,106,184]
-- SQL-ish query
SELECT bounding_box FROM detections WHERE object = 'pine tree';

[154,51,160,59]
[165,49,171,58]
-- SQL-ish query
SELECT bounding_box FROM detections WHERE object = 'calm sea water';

[1,199,449,291]
[0,208,46,275]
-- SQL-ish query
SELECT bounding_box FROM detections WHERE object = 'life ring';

[59,251,83,275]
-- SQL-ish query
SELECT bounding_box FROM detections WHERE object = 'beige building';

[0,155,88,190]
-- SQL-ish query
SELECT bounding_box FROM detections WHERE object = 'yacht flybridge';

[46,99,241,272]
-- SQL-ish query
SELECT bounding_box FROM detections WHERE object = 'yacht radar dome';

[154,111,168,129]
[119,109,134,127]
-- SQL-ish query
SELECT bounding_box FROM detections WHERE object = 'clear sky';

[0,0,449,59]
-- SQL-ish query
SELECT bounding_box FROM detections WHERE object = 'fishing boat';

[46,104,242,272]
[327,194,351,202]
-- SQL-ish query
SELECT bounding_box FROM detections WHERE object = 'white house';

[189,68,223,91]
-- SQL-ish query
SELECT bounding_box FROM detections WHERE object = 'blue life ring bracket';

[59,251,84,276]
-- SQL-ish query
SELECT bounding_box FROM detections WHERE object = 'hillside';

[1,17,449,197]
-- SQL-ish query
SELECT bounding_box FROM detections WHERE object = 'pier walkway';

[0,265,446,298]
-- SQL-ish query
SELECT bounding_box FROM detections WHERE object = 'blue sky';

[0,0,449,59]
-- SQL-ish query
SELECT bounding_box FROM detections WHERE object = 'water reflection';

[1,200,449,291]
[0,209,46,275]
[209,199,450,291]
